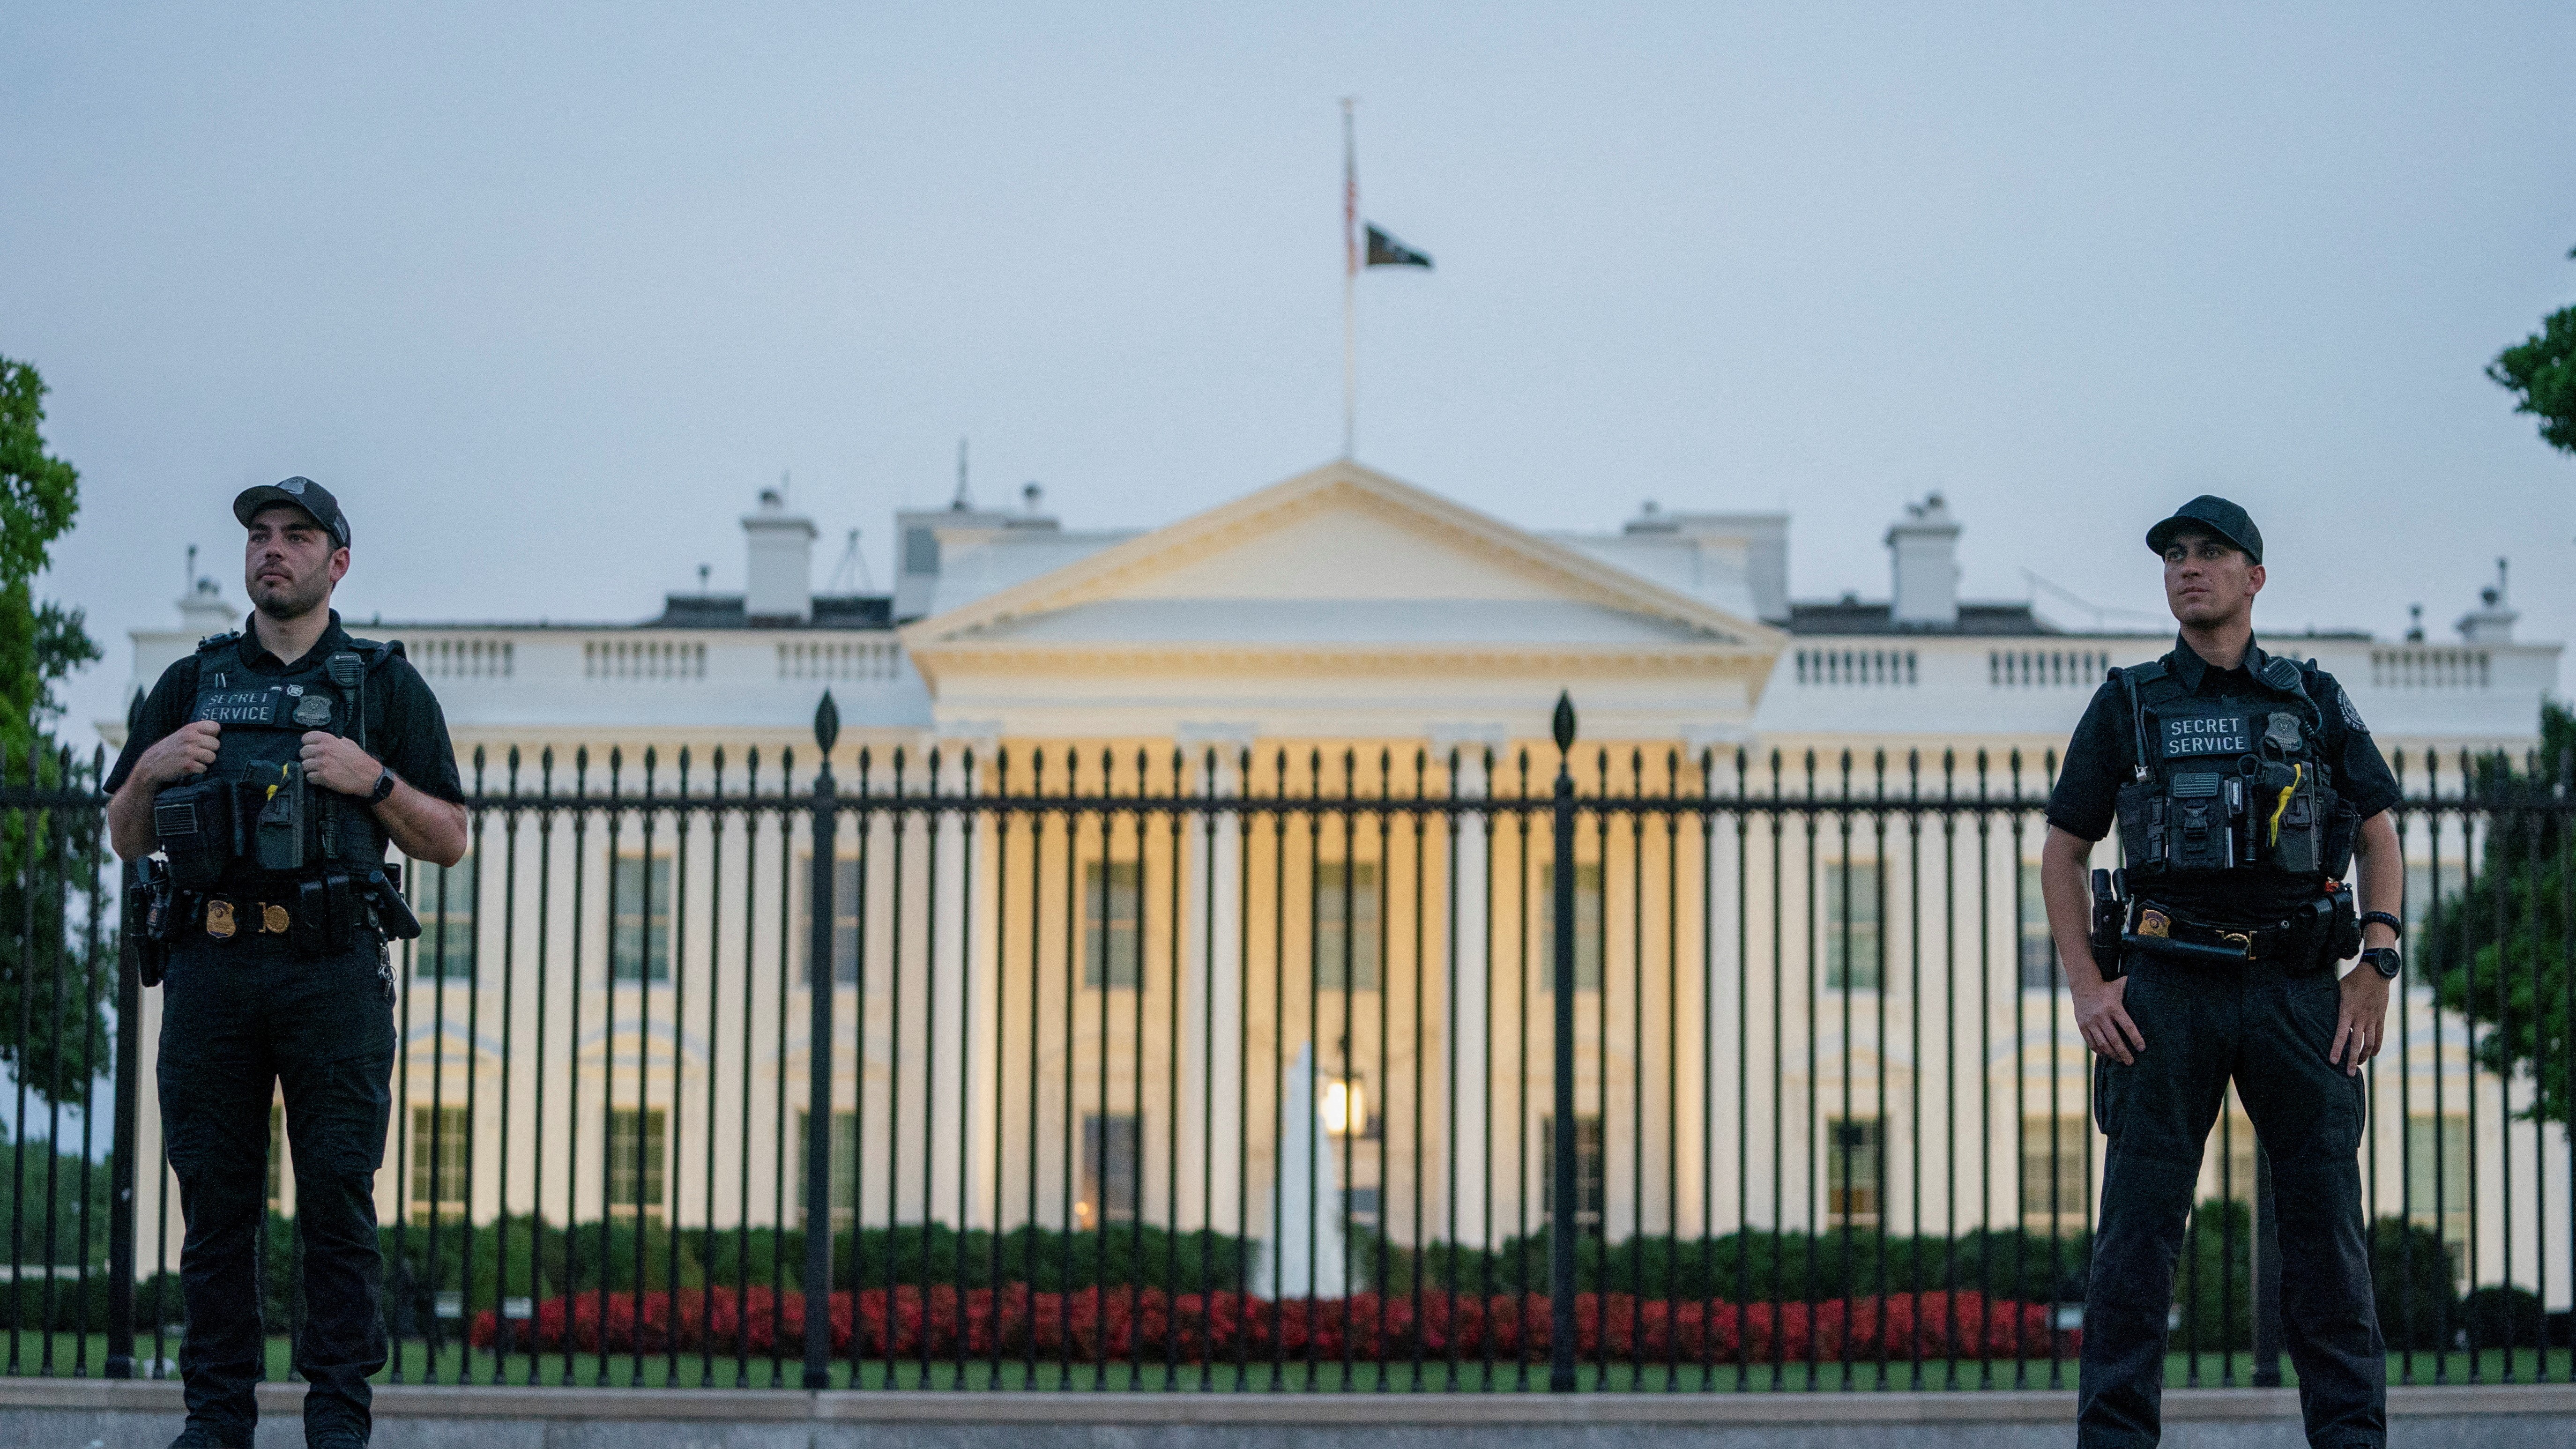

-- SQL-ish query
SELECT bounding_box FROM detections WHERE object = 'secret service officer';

[106,480,468,1449]
[2040,497,2404,1449]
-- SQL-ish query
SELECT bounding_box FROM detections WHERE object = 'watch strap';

[367,766,398,804]
[2360,946,2403,980]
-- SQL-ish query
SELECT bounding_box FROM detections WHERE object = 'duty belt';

[2124,898,2309,967]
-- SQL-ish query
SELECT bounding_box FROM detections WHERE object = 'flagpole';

[1341,96,1357,461]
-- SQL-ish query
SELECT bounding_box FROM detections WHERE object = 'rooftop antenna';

[827,528,875,592]
[953,438,972,510]
[2406,603,2423,642]
[185,543,197,593]
[697,563,711,595]
[2022,569,2165,632]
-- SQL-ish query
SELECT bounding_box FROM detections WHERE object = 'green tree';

[0,355,107,1107]
[2487,247,2576,457]
[2419,701,2573,1125]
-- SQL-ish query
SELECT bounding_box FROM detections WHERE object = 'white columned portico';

[1177,726,1254,1236]
[1432,727,1502,1248]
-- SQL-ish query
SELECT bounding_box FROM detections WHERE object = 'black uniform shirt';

[107,610,467,805]
[2046,633,2399,919]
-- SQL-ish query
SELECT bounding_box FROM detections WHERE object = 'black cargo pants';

[2077,952,2385,1448]
[158,928,396,1446]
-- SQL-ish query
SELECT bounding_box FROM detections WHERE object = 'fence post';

[802,692,841,1390]
[105,856,141,1379]
[1548,691,1578,1392]
[2251,1143,2283,1385]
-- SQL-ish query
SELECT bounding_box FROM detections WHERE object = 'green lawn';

[9,1333,2569,1394]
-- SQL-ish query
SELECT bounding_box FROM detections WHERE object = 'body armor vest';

[2112,653,2356,884]
[150,631,400,892]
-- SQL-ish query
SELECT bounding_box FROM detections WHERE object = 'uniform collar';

[238,609,350,671]
[2166,631,2275,693]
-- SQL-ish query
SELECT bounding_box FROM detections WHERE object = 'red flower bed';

[470,1285,2068,1364]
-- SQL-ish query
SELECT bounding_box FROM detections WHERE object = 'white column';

[1437,733,1496,1248]
[927,742,982,1231]
[1179,729,1253,1237]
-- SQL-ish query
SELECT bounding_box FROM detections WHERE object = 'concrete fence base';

[2,1379,2570,1448]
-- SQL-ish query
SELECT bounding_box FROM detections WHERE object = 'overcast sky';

[6,2,2572,755]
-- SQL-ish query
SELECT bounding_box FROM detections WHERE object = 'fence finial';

[1551,691,1576,753]
[813,690,841,753]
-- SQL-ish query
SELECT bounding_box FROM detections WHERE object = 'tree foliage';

[2487,248,2576,457]
[0,356,106,1107]
[2419,700,2574,1124]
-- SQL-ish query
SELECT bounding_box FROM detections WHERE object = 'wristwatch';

[367,766,399,804]
[2360,945,2402,981]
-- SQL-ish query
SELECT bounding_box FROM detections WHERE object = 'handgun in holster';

[133,855,176,988]
[2090,868,2129,981]
[364,865,424,941]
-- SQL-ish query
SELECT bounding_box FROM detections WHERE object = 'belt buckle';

[2220,930,2252,957]
[261,903,291,935]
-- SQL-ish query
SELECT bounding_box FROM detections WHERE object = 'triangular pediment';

[903,461,1782,658]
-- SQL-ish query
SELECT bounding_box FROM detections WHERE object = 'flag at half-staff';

[1365,225,1431,269]
[1340,98,1435,457]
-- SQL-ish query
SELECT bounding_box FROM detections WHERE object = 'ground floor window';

[410,1105,469,1217]
[605,1107,668,1219]
[1539,1114,1606,1236]
[1826,1116,1884,1226]
[2019,1115,2087,1226]
[1081,1113,1140,1228]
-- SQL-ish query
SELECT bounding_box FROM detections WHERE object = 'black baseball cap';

[233,476,350,549]
[2145,495,2260,565]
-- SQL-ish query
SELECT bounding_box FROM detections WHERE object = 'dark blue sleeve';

[375,658,467,804]
[2044,680,2130,842]
[2314,670,2400,818]
[102,657,199,795]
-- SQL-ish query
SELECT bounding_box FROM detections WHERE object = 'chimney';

[1886,492,1960,629]
[177,574,235,637]
[742,487,817,623]
[2455,558,2516,644]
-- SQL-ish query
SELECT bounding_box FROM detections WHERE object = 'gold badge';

[206,899,237,940]
[2137,908,2170,940]
[262,904,290,935]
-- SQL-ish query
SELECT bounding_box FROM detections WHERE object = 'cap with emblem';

[232,477,351,549]
[2145,495,2260,565]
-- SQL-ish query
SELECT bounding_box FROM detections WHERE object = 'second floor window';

[2018,862,2058,989]
[1084,861,1141,988]
[1313,861,1380,990]
[800,856,864,986]
[612,855,672,982]
[411,854,477,980]
[1824,862,1881,990]
[1535,863,1603,991]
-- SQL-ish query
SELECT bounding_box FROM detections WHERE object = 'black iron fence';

[2,695,2571,1392]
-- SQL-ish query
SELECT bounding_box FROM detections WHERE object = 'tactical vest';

[2111,653,2356,884]
[150,630,402,892]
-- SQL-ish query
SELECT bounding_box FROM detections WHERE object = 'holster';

[133,857,175,988]
[2089,869,2128,981]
